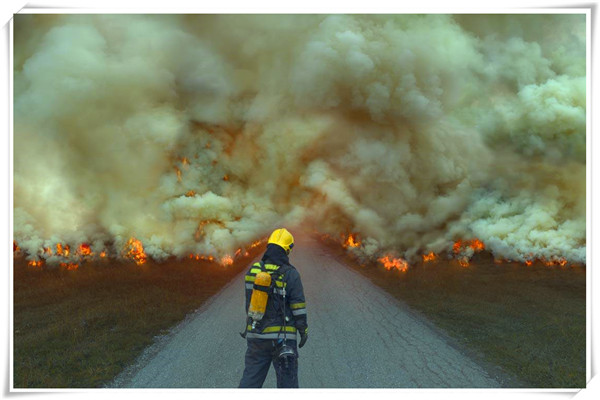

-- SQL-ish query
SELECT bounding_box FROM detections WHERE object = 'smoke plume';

[13,14,586,265]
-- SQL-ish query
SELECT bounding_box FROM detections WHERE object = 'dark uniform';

[239,243,308,388]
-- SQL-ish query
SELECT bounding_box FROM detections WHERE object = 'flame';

[44,247,52,255]
[422,252,437,262]
[28,260,43,267]
[100,250,107,258]
[223,174,229,181]
[220,255,233,266]
[249,240,262,249]
[13,241,20,252]
[525,260,533,266]
[470,239,485,252]
[175,167,182,182]
[452,238,486,266]
[124,238,147,265]
[60,262,79,270]
[55,243,70,257]
[181,157,190,166]
[185,190,196,197]
[240,239,263,258]
[453,239,485,253]
[378,255,409,272]
[77,243,92,256]
[452,240,463,254]
[189,253,216,262]
[343,233,361,248]
[540,257,569,267]
[235,248,242,257]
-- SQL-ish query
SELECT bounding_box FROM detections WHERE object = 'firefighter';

[239,228,308,388]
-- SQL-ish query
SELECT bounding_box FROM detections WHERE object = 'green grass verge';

[13,246,264,388]
[327,244,586,388]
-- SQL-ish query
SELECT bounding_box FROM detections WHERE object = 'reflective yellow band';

[253,262,261,267]
[250,268,262,274]
[264,264,280,270]
[246,332,297,340]
[275,281,286,288]
[290,302,306,309]
[246,325,297,333]
[245,276,255,282]
[263,326,297,333]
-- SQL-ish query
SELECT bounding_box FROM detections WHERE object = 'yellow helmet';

[268,228,295,254]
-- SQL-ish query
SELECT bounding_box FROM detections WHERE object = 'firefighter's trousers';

[239,338,299,388]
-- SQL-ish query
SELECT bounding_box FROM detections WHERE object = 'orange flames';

[249,240,263,249]
[100,250,107,258]
[220,255,234,266]
[551,258,568,267]
[223,174,229,181]
[378,255,409,272]
[56,243,70,257]
[77,243,92,256]
[452,239,486,267]
[13,241,20,252]
[470,239,485,252]
[124,238,147,265]
[244,239,264,256]
[343,233,361,248]
[60,262,79,270]
[28,259,43,267]
[453,239,485,254]
[521,257,569,267]
[422,252,437,262]
[187,239,263,265]
[189,254,215,262]
[458,257,470,268]
[185,190,196,197]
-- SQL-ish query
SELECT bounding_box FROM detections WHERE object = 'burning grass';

[322,238,586,388]
[12,243,265,388]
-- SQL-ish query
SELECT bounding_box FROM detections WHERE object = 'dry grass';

[325,242,586,388]
[13,245,264,388]
[14,240,586,389]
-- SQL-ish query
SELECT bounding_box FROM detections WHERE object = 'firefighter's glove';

[299,328,308,348]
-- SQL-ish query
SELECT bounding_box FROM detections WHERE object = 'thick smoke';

[13,14,586,265]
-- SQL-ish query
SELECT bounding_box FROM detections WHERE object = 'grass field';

[13,245,264,388]
[325,242,587,388]
[13,239,586,389]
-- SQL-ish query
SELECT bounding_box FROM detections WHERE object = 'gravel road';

[112,235,500,388]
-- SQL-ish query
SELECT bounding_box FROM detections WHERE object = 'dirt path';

[112,235,500,388]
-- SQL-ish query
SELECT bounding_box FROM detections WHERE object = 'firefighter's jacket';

[244,244,308,340]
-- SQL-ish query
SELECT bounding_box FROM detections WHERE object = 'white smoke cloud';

[13,14,586,265]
